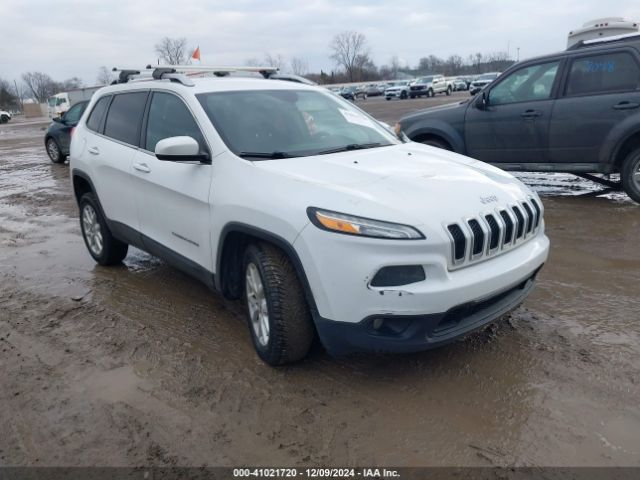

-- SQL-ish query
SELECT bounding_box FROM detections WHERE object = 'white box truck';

[47,86,102,118]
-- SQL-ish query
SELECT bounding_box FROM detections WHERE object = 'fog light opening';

[372,318,384,330]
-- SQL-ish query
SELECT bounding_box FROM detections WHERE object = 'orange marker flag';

[192,46,201,61]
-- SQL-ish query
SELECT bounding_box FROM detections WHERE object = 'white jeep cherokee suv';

[70,68,549,365]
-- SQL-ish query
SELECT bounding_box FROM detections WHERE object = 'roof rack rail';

[111,65,280,86]
[567,31,640,50]
[150,65,279,78]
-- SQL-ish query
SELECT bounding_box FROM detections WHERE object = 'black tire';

[400,90,408,100]
[428,88,434,98]
[621,148,640,203]
[243,243,314,365]
[409,94,416,99]
[0,115,8,124]
[420,138,451,150]
[79,192,128,265]
[385,97,391,101]
[46,137,65,164]
[446,86,452,96]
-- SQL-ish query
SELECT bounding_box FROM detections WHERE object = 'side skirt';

[107,220,217,291]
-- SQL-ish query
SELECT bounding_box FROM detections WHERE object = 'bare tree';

[155,37,189,65]
[0,78,18,110]
[290,56,309,76]
[21,72,57,103]
[96,66,112,86]
[329,31,369,82]
[263,53,287,71]
[389,55,401,79]
[58,77,83,90]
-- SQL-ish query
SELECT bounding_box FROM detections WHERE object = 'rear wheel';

[0,115,8,124]
[46,138,65,164]
[400,90,408,100]
[621,148,640,203]
[79,192,128,265]
[243,243,314,365]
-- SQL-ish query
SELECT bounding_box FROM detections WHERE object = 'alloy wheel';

[47,139,60,162]
[82,204,103,256]
[246,262,269,347]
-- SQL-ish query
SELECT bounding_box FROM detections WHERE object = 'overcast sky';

[1,0,638,85]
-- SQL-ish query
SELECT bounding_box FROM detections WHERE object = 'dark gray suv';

[399,34,640,203]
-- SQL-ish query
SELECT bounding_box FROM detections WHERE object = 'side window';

[490,61,560,106]
[145,92,205,152]
[86,96,111,132]
[566,52,640,96]
[104,92,148,146]
[63,102,86,124]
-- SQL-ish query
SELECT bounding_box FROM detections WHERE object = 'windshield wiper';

[238,151,290,159]
[317,142,385,155]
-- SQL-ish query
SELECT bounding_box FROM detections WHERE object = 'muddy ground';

[0,102,639,468]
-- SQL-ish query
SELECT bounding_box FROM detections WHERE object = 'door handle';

[613,101,640,110]
[521,110,543,119]
[133,162,151,173]
[88,146,100,155]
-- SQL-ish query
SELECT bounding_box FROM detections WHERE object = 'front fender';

[403,119,467,155]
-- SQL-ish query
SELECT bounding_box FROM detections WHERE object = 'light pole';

[517,47,520,62]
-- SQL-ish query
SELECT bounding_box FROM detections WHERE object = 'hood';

[401,101,467,123]
[255,143,532,227]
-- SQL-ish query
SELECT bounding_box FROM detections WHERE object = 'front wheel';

[46,138,65,163]
[79,192,128,265]
[0,115,8,124]
[428,88,434,98]
[243,243,314,365]
[400,91,408,100]
[621,148,640,203]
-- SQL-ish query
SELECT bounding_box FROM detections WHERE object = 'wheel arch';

[404,122,466,154]
[610,129,640,171]
[215,223,318,315]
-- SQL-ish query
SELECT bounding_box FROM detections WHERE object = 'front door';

[464,59,562,166]
[131,91,213,270]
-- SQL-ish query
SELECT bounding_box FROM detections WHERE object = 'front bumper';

[294,222,549,355]
[314,267,540,355]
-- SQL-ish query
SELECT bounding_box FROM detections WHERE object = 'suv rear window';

[103,92,148,146]
[86,96,111,132]
[566,52,640,96]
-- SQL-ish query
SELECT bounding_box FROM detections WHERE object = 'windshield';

[48,98,56,107]
[197,89,398,159]
[420,76,434,82]
[479,73,499,81]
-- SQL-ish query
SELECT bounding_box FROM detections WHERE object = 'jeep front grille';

[445,198,542,269]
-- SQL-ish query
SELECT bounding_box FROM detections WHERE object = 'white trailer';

[568,17,639,48]
[47,86,102,118]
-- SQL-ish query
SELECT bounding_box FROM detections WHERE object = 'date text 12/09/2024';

[233,468,401,478]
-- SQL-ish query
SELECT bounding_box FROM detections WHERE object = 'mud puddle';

[0,121,639,467]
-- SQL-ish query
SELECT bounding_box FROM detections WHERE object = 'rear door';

[464,59,562,165]
[548,49,640,166]
[131,91,213,270]
[87,91,148,231]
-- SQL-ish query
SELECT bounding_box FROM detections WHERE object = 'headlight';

[307,208,424,240]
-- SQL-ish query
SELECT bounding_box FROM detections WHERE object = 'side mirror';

[477,91,489,110]
[52,117,62,123]
[155,136,210,163]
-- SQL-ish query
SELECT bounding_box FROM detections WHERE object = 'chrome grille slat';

[445,198,543,269]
